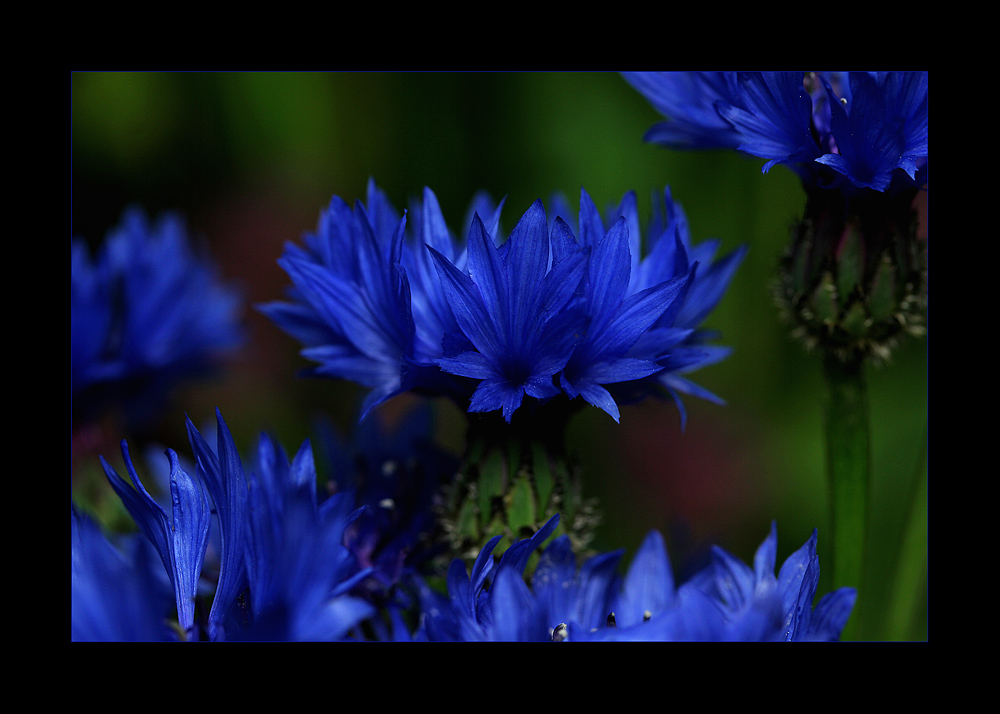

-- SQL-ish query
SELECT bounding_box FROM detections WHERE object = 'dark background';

[71,71,927,640]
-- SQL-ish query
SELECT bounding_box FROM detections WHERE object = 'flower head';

[681,522,858,641]
[626,72,928,361]
[417,516,855,641]
[81,410,377,641]
[264,180,741,425]
[72,207,244,423]
[625,71,928,195]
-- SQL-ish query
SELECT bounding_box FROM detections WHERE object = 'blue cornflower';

[417,515,855,641]
[680,522,858,641]
[624,71,928,194]
[264,180,740,425]
[626,72,927,361]
[192,413,375,641]
[83,410,377,641]
[72,207,244,423]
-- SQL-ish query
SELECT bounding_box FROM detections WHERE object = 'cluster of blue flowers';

[67,70,926,642]
[72,409,855,641]
[75,403,462,640]
[416,515,855,641]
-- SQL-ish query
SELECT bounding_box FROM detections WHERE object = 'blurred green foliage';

[71,71,926,640]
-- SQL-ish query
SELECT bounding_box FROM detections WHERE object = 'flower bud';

[436,401,599,572]
[776,186,926,362]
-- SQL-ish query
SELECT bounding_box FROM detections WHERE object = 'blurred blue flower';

[417,516,855,641]
[71,207,244,423]
[624,71,928,194]
[71,506,176,641]
[314,404,457,603]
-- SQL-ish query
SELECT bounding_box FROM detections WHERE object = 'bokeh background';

[71,71,927,640]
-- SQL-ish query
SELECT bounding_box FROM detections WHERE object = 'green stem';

[883,426,927,641]
[822,350,871,640]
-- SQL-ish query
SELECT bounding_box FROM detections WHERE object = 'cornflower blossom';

[263,180,742,425]
[678,522,858,641]
[623,71,928,195]
[75,410,376,641]
[71,207,244,423]
[415,516,855,642]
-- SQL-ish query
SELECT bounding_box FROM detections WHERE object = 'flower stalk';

[774,180,926,642]
[883,426,927,640]
[821,349,870,640]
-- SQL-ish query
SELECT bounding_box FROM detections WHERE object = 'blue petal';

[101,441,211,634]
[465,212,510,344]
[806,587,858,641]
[497,514,561,576]
[753,521,779,585]
[717,72,822,169]
[185,410,249,639]
[622,71,744,150]
[616,529,674,627]
[503,200,551,333]
[434,350,498,380]
[428,242,502,361]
